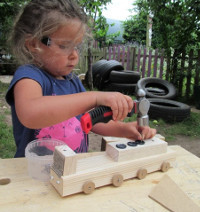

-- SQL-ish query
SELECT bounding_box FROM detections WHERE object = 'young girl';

[6,0,156,157]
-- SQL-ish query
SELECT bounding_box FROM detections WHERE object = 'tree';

[123,0,200,87]
[78,0,112,89]
[0,0,27,46]
[123,12,147,45]
[124,0,200,51]
[134,0,200,51]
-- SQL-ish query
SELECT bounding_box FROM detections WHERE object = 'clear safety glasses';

[41,36,83,55]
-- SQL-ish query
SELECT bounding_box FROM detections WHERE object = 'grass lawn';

[0,81,16,158]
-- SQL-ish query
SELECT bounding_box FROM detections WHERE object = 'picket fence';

[78,45,200,98]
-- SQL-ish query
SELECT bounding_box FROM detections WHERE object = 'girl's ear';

[25,38,40,53]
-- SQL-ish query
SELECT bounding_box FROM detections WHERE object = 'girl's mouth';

[67,65,74,68]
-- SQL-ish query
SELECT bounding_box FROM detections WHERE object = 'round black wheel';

[95,60,124,89]
[103,82,136,95]
[148,98,191,122]
[137,77,176,99]
[85,59,107,87]
[109,70,140,84]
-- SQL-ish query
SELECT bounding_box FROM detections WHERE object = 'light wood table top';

[0,145,200,212]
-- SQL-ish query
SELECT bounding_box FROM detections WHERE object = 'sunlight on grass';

[0,115,16,158]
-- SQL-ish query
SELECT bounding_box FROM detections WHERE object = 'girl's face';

[36,19,85,78]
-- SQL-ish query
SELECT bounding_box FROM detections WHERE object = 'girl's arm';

[14,78,133,129]
[91,121,157,140]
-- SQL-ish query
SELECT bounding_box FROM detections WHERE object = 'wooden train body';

[50,135,176,197]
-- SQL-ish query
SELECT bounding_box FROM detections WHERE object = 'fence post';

[178,50,186,97]
[121,46,125,67]
[126,46,130,70]
[166,49,171,81]
[131,47,136,71]
[147,49,152,77]
[153,49,158,77]
[186,49,193,99]
[194,49,200,86]
[137,48,141,72]
[117,46,121,62]
[159,49,165,79]
[141,48,147,78]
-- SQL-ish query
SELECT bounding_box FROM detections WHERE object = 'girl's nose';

[68,49,79,60]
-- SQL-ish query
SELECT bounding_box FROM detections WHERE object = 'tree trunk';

[87,40,93,90]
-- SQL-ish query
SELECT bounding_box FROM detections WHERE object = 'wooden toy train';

[50,135,176,197]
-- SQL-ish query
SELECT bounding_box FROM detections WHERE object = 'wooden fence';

[77,46,200,99]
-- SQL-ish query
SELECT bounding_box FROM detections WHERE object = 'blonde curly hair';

[10,0,88,65]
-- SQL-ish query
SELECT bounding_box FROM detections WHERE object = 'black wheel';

[148,98,191,122]
[104,82,136,95]
[109,70,140,84]
[146,87,167,96]
[85,59,107,87]
[137,77,176,99]
[92,59,107,77]
[95,60,124,89]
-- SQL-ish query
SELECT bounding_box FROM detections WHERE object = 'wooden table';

[0,146,200,212]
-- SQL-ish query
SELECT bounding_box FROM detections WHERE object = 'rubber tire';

[137,77,176,99]
[109,70,140,84]
[146,87,167,96]
[103,82,136,95]
[95,60,124,89]
[147,98,191,122]
[85,59,107,87]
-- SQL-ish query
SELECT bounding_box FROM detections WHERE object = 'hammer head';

[136,89,150,127]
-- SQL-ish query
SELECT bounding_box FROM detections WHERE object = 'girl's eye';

[59,45,68,50]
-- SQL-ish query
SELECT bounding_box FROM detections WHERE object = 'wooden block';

[149,175,200,212]
[106,137,168,162]
[52,145,77,177]
[101,134,166,151]
[155,134,165,141]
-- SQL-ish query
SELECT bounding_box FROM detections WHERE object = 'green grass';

[0,114,16,158]
[125,111,200,141]
[0,81,16,158]
[152,112,200,141]
[0,81,10,94]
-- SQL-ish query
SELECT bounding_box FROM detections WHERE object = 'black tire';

[85,59,107,87]
[109,70,140,84]
[146,87,167,96]
[92,59,107,77]
[147,98,191,122]
[137,77,176,99]
[103,82,136,95]
[95,60,124,89]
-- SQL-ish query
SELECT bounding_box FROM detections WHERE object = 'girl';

[6,0,156,157]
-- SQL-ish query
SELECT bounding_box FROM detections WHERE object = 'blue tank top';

[6,64,88,157]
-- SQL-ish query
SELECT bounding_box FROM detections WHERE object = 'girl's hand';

[96,92,133,121]
[122,122,157,140]
[138,126,157,140]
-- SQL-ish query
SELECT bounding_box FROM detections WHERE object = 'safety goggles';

[41,36,83,55]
